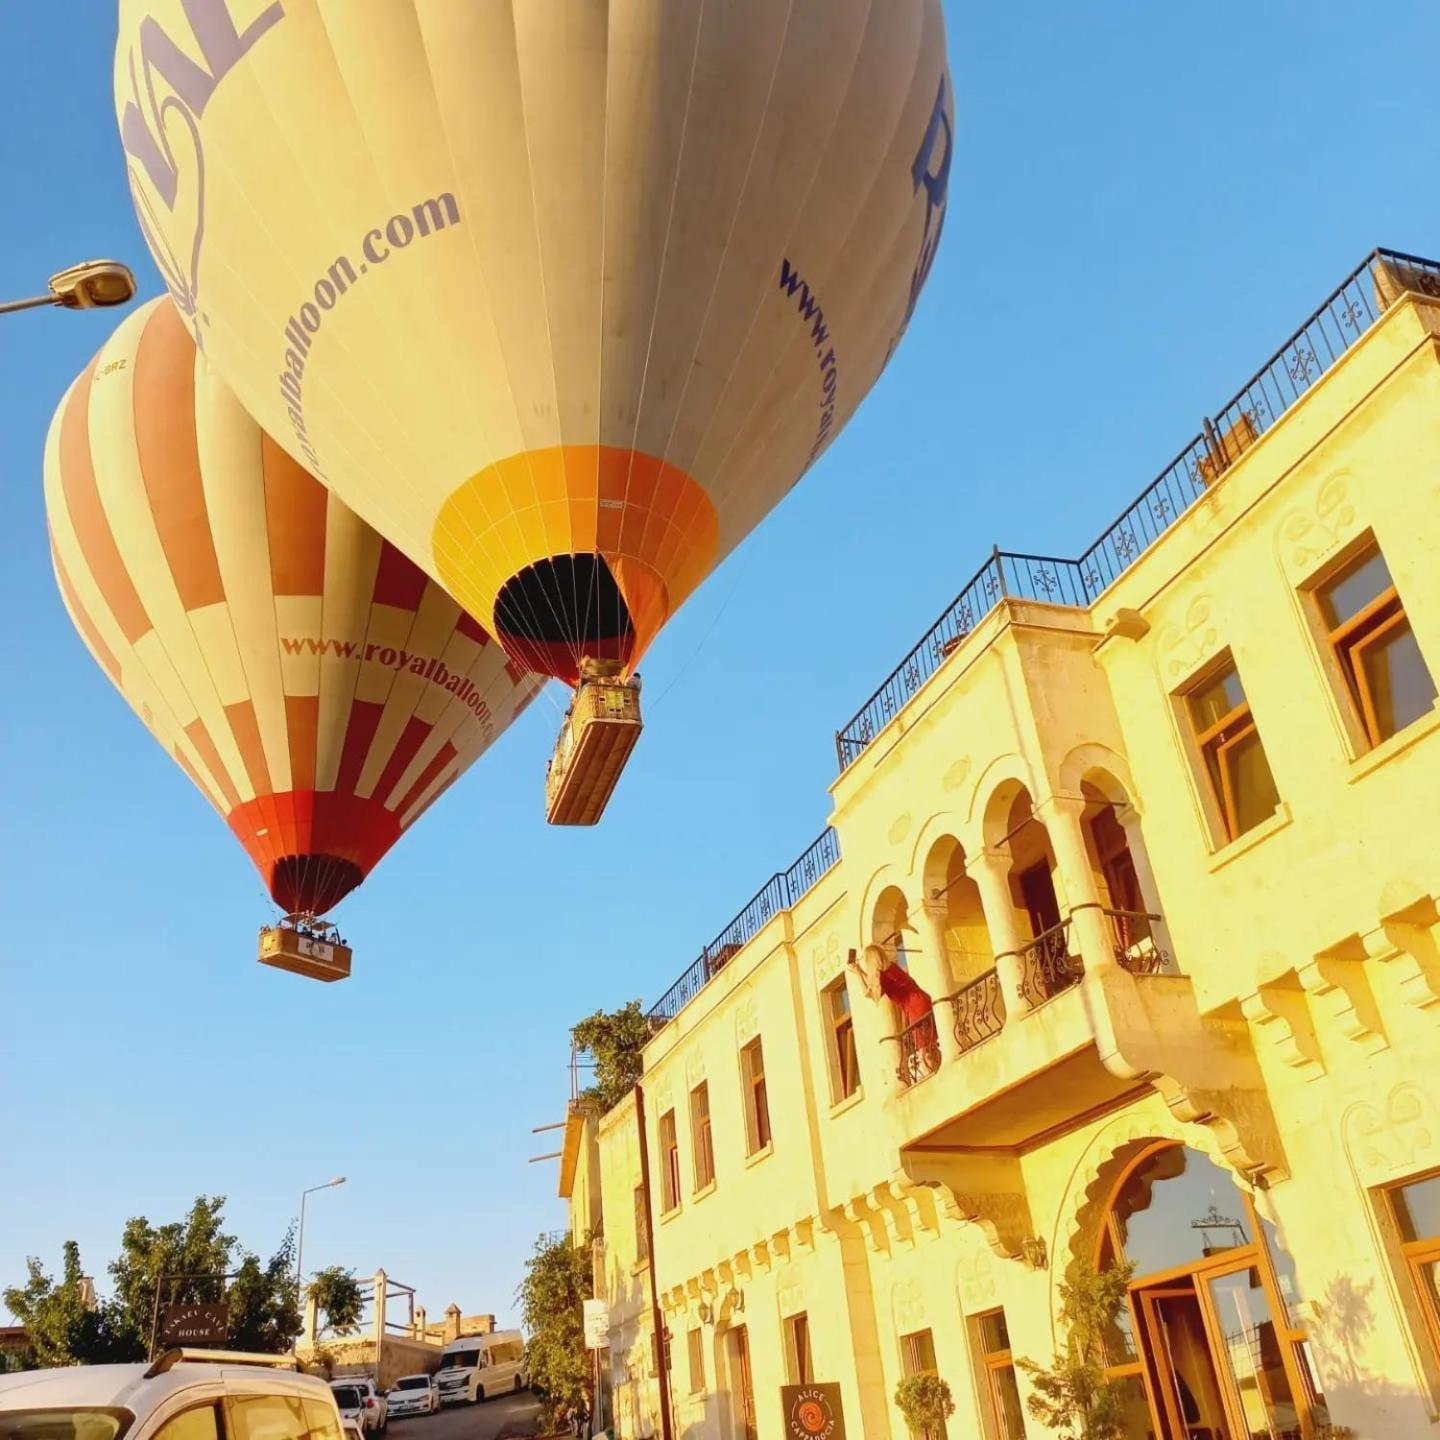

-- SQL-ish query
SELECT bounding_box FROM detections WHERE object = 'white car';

[384,1375,438,1419]
[330,1379,387,1435]
[0,1348,343,1440]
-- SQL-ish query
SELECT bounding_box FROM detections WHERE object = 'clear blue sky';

[4,1,1438,1330]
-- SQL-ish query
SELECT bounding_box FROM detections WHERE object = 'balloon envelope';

[116,0,952,685]
[45,297,540,915]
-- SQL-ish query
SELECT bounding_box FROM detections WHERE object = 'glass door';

[1139,1284,1232,1439]
[1201,1268,1304,1440]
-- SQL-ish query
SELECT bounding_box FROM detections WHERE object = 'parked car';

[0,1347,344,1440]
[433,1332,527,1405]
[384,1375,439,1420]
[330,1378,388,1435]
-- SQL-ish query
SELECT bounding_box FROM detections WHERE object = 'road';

[389,1391,544,1440]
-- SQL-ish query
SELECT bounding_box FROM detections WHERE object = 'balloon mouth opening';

[494,553,635,687]
[270,854,364,916]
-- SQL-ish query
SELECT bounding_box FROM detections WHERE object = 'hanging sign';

[781,1383,846,1440]
[161,1302,228,1345]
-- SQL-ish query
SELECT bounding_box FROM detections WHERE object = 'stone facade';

[564,264,1440,1440]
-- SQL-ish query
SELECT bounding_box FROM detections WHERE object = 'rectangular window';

[900,1329,944,1440]
[976,1310,1026,1440]
[1317,540,1435,746]
[1186,654,1280,841]
[785,1312,813,1386]
[690,1082,715,1191]
[633,1184,649,1265]
[1389,1168,1440,1365]
[658,1109,680,1213]
[687,1327,705,1394]
[826,980,860,1101]
[741,1037,772,1154]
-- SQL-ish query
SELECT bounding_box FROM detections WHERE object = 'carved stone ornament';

[1279,471,1357,575]
[1341,1082,1440,1184]
[735,996,760,1046]
[1156,594,1219,680]
[813,932,844,986]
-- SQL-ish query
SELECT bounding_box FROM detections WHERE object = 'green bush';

[894,1373,955,1438]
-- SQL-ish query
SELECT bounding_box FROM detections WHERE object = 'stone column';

[415,1306,427,1342]
[968,848,1029,1016]
[373,1269,388,1349]
[917,899,963,1064]
[1118,810,1179,971]
[1042,795,1116,979]
[304,1291,320,1349]
[444,1304,462,1343]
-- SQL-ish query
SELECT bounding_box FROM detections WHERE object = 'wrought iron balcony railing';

[1014,919,1082,1008]
[1102,907,1170,975]
[890,1010,943,1088]
[835,248,1440,771]
[647,826,841,1024]
[947,967,1006,1053]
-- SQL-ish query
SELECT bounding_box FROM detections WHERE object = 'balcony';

[835,247,1440,773]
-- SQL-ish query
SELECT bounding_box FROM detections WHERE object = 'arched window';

[1092,1142,1330,1440]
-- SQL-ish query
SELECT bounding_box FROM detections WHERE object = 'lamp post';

[296,1176,346,1298]
[0,260,137,316]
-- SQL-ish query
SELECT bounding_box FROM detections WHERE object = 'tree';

[571,1002,654,1112]
[3,1243,130,1366]
[894,1373,955,1440]
[228,1227,303,1353]
[4,1196,302,1365]
[516,1231,592,1429]
[308,1267,364,1335]
[1018,1262,1135,1440]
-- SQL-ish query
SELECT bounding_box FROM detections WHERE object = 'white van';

[433,1331,527,1404]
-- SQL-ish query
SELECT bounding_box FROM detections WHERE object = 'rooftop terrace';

[647,246,1440,1026]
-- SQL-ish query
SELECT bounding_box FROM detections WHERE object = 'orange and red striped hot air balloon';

[44,297,541,927]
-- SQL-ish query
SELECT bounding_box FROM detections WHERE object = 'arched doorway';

[1094,1143,1330,1439]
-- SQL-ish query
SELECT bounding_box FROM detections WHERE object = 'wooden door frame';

[1095,1140,1319,1439]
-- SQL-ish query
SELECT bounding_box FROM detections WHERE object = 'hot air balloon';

[115,0,952,822]
[44,297,540,978]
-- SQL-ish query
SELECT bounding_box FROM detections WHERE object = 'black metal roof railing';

[647,826,841,1024]
[834,247,1440,772]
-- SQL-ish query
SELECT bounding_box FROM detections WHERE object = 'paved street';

[389,1391,544,1440]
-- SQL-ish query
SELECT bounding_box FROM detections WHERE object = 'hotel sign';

[781,1383,846,1440]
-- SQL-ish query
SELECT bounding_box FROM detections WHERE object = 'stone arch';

[871,883,912,966]
[1056,742,1139,811]
[1045,1101,1240,1345]
[908,809,973,882]
[966,752,1035,832]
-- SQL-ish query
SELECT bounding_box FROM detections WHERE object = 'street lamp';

[296,1176,346,1296]
[0,260,138,316]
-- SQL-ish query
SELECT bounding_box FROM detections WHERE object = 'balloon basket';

[546,677,643,826]
[258,915,352,983]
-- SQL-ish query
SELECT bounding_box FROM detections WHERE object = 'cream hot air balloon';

[45,297,540,979]
[115,0,953,821]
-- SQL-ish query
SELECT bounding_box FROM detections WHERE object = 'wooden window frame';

[741,1037,771,1154]
[826,980,860,1102]
[1328,582,1426,746]
[785,1312,812,1386]
[1385,1167,1440,1369]
[658,1109,681,1214]
[687,1326,705,1395]
[690,1082,715,1192]
[974,1311,1023,1440]
[1186,657,1276,842]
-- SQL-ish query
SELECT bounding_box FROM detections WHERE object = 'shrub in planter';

[894,1373,955,1439]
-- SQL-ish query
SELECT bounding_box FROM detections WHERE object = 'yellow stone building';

[559,250,1440,1440]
